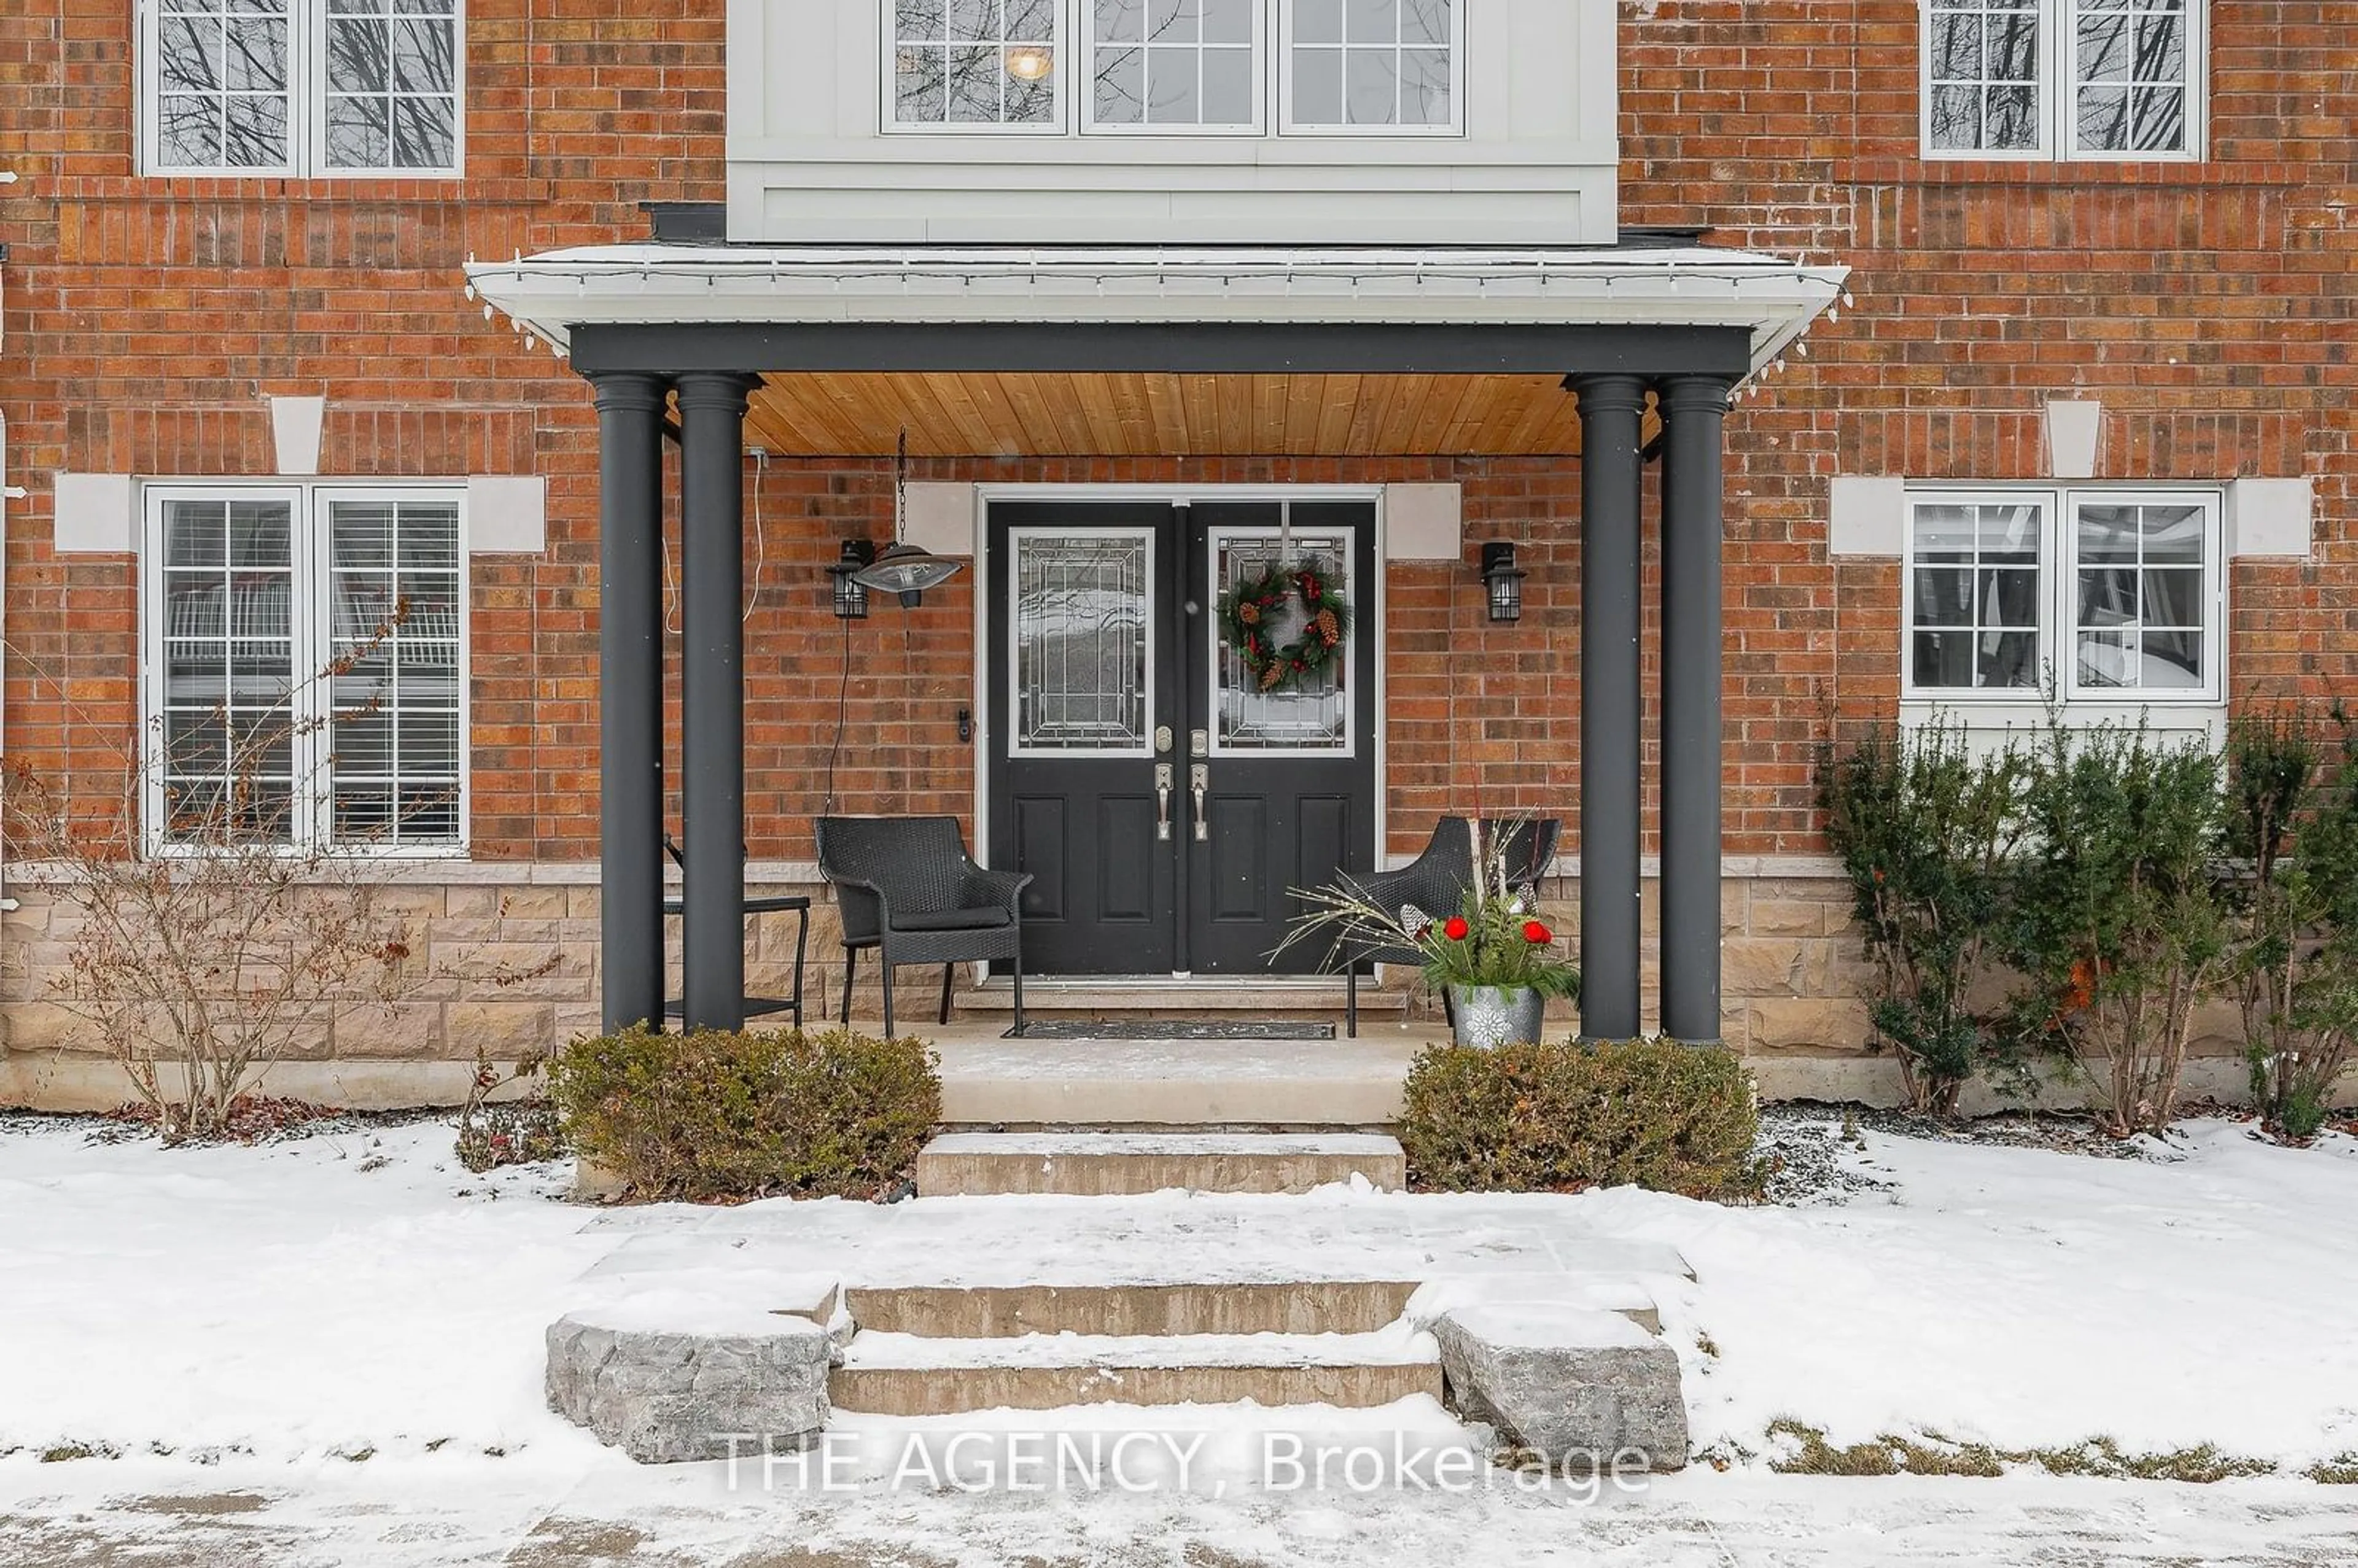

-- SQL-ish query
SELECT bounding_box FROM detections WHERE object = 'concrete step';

[843,1279,1419,1338]
[828,1327,1442,1415]
[916,1131,1408,1196]
[962,977,1405,1014]
[932,1035,1429,1125]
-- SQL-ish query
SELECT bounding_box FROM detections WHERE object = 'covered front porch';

[466,243,1844,1048]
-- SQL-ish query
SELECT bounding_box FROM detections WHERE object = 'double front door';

[986,499,1378,976]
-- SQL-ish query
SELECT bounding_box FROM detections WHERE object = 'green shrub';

[2222,709,2358,1141]
[548,1025,941,1203]
[1398,1038,1760,1198]
[1818,722,2028,1115]
[2005,719,2235,1138]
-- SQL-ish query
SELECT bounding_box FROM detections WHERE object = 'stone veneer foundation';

[0,858,2275,1114]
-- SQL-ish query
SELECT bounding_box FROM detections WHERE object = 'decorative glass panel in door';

[1011,529,1155,754]
[1210,528,1352,754]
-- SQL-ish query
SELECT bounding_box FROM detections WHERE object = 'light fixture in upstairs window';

[1004,45,1054,83]
[1481,541,1526,624]
[828,539,875,620]
[851,430,963,608]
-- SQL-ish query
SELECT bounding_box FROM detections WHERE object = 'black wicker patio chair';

[815,815,1031,1038]
[1333,815,1562,1037]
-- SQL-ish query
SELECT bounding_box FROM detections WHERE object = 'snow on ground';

[1,1108,2354,1485]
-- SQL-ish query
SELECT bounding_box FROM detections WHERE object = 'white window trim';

[139,0,467,178]
[1078,0,1269,137]
[1901,484,2225,707]
[879,0,1463,138]
[880,0,1072,136]
[2060,0,2205,163]
[1275,0,1465,138]
[139,480,472,859]
[1919,0,2203,164]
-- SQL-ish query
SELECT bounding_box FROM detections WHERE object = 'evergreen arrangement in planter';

[1278,817,1577,1047]
[1399,1038,1761,1198]
[548,1025,941,1203]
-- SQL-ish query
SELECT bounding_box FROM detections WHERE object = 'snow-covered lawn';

[1,1107,2354,1561]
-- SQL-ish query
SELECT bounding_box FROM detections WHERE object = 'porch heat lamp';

[1481,541,1527,624]
[851,430,963,608]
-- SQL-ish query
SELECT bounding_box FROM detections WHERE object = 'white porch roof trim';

[464,244,1848,386]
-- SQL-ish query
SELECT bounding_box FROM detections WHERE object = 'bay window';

[886,0,1460,135]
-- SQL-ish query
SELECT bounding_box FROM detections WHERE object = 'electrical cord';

[822,611,851,815]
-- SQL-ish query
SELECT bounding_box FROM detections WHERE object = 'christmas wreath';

[1216,561,1353,693]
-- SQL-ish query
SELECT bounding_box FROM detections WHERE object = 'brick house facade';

[1,1,2349,1108]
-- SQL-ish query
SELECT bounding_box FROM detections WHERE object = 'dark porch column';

[1570,374,1647,1041]
[593,371,670,1035]
[1658,373,1735,1044]
[677,371,757,1032]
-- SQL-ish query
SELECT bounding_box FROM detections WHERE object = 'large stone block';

[545,1292,833,1465]
[1429,1306,1687,1472]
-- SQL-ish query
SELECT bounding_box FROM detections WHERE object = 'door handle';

[1155,764,1175,841]
[1190,764,1209,842]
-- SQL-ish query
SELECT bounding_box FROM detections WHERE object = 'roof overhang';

[464,244,1846,387]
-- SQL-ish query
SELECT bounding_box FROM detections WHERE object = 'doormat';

[1005,1020,1339,1041]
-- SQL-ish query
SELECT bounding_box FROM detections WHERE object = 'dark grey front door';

[986,499,1377,976]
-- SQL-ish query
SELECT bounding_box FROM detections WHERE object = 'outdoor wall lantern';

[828,539,875,620]
[850,430,963,609]
[1481,541,1527,624]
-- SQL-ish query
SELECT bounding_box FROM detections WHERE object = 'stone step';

[916,1131,1407,1196]
[843,1279,1418,1338]
[828,1327,1442,1415]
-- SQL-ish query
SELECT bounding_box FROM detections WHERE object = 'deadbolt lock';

[1154,725,1174,755]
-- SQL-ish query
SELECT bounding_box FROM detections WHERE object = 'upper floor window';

[145,484,468,852]
[1904,487,2222,704]
[1923,0,2201,160]
[1282,0,1458,132]
[144,0,464,176]
[887,0,1459,135]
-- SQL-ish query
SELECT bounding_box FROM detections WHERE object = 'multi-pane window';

[892,0,1062,127]
[1907,497,2045,693]
[2071,497,2209,693]
[1283,0,1457,131]
[147,487,467,852]
[886,0,1460,134]
[1088,0,1260,130]
[146,0,462,174]
[1923,0,2200,159]
[1904,489,2221,702]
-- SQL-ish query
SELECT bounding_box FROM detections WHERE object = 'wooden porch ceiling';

[741,372,1638,459]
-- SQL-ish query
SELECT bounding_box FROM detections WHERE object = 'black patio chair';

[815,815,1031,1038]
[1333,815,1562,1037]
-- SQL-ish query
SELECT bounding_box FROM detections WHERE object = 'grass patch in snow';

[37,1441,122,1463]
[2303,1453,2358,1485]
[1763,1421,2280,1483]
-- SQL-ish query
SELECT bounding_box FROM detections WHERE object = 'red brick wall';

[2,1,2351,867]
[1621,0,2358,845]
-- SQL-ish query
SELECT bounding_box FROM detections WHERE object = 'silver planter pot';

[1446,984,1547,1049]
